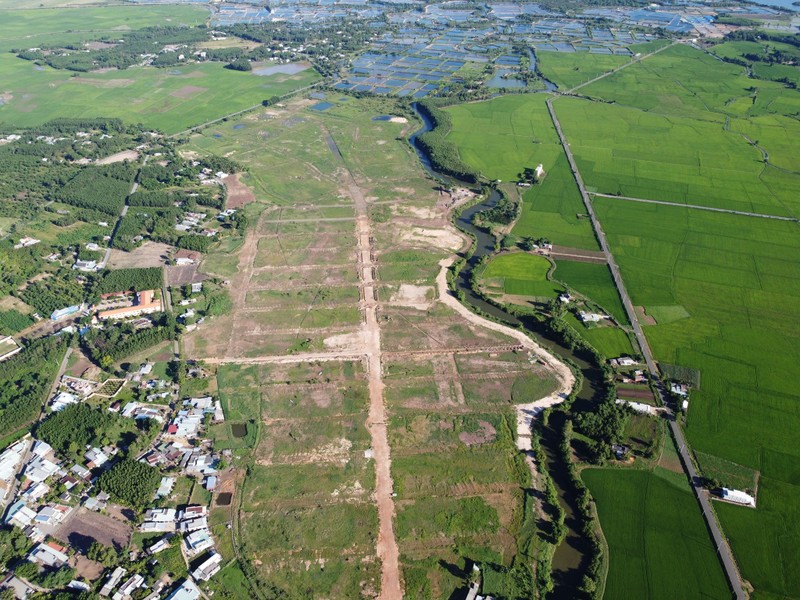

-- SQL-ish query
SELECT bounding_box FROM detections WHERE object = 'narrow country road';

[590,192,799,222]
[546,96,747,599]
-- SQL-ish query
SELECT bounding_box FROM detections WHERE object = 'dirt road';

[435,259,576,449]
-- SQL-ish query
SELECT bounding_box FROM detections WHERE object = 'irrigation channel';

[409,104,602,597]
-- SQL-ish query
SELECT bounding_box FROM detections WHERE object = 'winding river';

[409,103,599,597]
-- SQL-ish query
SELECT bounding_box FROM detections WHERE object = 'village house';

[98,290,163,321]
[5,501,36,529]
[99,567,127,597]
[0,440,27,482]
[578,311,606,323]
[164,579,201,600]
[184,529,214,556]
[192,552,222,581]
[28,541,69,568]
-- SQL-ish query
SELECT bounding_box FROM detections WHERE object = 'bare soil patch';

[57,508,131,552]
[399,227,462,252]
[225,173,257,209]
[637,306,658,326]
[459,420,497,446]
[170,85,208,99]
[70,555,105,581]
[108,242,172,269]
[96,150,139,165]
[166,264,208,287]
[389,284,434,308]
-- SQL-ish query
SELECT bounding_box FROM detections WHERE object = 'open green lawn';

[536,51,631,90]
[481,252,562,297]
[446,95,598,250]
[594,198,800,597]
[0,56,319,134]
[582,467,730,600]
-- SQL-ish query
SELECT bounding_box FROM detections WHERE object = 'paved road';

[591,192,798,222]
[546,97,747,599]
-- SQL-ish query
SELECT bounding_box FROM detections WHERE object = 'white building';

[164,579,201,600]
[721,488,756,507]
[192,552,222,581]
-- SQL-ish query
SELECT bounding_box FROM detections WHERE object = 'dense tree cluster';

[95,267,163,295]
[82,313,177,366]
[19,275,86,315]
[36,404,130,458]
[56,163,136,215]
[97,459,161,507]
[0,337,67,439]
[16,26,208,72]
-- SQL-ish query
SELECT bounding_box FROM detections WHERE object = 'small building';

[85,447,109,468]
[99,567,127,597]
[611,356,637,368]
[155,477,175,499]
[0,440,27,482]
[578,311,606,323]
[24,456,60,483]
[112,573,145,600]
[14,237,40,250]
[184,529,214,556]
[28,541,69,567]
[0,336,22,362]
[204,476,217,491]
[51,305,81,321]
[148,537,172,555]
[720,488,756,507]
[191,282,203,294]
[50,391,78,412]
[164,579,201,600]
[670,382,689,397]
[73,259,99,272]
[192,552,222,581]
[558,293,571,304]
[5,501,36,529]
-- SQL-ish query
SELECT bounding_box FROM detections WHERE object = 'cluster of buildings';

[2,439,93,546]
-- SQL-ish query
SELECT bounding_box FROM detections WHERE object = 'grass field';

[578,44,800,120]
[582,467,730,599]
[481,252,562,298]
[0,5,319,133]
[0,58,319,134]
[0,5,208,52]
[594,198,800,597]
[536,51,631,90]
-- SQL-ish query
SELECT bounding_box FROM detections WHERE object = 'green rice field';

[553,261,627,325]
[556,97,800,218]
[594,198,800,597]
[446,95,598,250]
[582,467,731,600]
[536,51,630,90]
[0,57,319,134]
